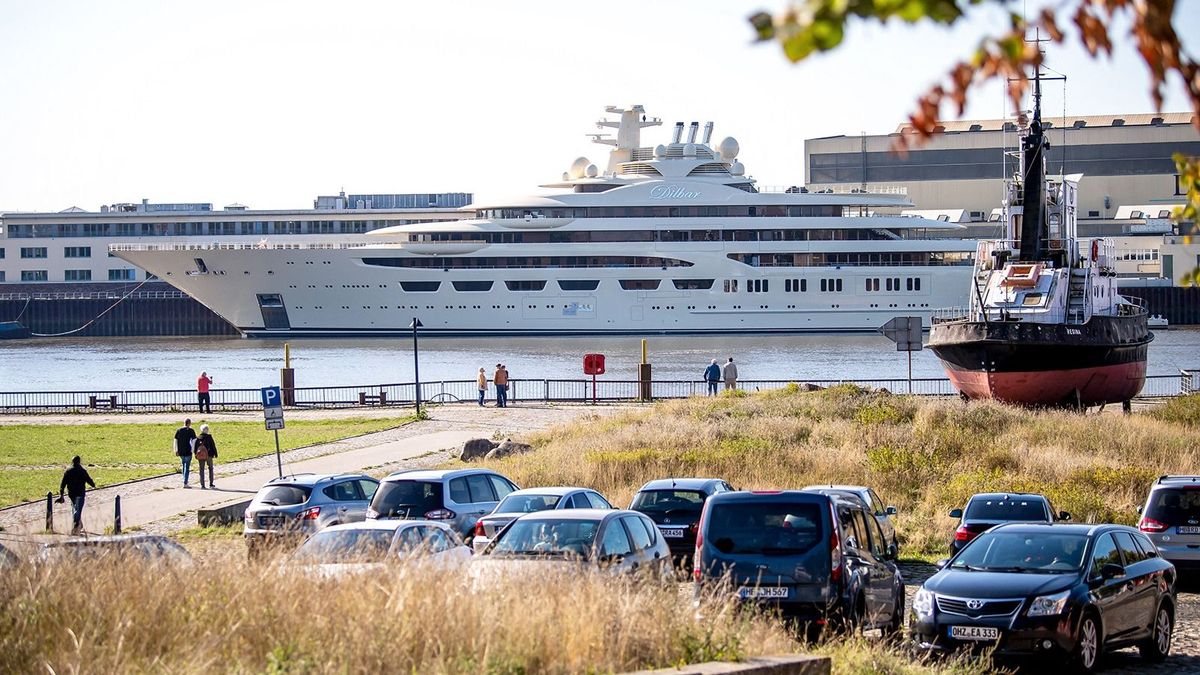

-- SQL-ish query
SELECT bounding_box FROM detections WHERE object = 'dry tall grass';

[474,387,1200,556]
[0,551,792,674]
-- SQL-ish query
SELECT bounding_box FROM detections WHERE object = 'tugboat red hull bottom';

[945,361,1147,407]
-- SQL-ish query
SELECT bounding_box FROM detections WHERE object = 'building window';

[64,269,92,281]
[22,270,48,281]
[20,247,48,259]
[0,248,5,259]
[64,246,92,258]
[0,271,4,281]
[108,269,137,281]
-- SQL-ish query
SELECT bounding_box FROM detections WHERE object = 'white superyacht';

[114,106,976,337]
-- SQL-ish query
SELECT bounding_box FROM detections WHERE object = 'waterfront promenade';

[0,404,632,539]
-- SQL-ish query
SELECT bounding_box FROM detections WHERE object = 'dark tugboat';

[927,71,1153,408]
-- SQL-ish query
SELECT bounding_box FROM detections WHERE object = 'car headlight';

[1027,590,1070,617]
[913,588,935,618]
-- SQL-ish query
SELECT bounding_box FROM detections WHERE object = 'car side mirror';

[885,506,898,516]
[935,558,951,569]
[886,543,898,560]
[1058,511,1072,522]
[949,508,963,519]
[1136,505,1143,514]
[1100,563,1126,580]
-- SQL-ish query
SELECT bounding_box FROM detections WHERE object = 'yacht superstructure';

[114,106,978,337]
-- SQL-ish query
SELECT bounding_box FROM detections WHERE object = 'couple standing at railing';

[477,364,512,407]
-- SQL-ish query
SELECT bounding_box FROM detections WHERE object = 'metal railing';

[0,372,1190,413]
[0,290,190,301]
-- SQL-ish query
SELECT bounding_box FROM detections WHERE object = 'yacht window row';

[360,255,694,270]
[338,276,919,295]
[4,219,439,239]
[865,277,923,291]
[408,227,910,244]
[475,205,843,220]
[727,251,972,267]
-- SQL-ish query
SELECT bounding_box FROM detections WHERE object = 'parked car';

[476,509,671,576]
[803,484,900,551]
[629,478,732,565]
[693,490,904,636]
[288,520,471,575]
[1138,475,1200,576]
[912,523,1176,672]
[367,468,518,539]
[36,535,192,565]
[244,473,380,555]
[949,493,1070,553]
[471,486,613,553]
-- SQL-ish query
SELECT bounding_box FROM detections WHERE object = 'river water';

[1,329,1198,392]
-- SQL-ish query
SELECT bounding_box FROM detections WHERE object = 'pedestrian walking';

[704,359,721,396]
[195,424,219,489]
[57,455,95,535]
[476,367,488,406]
[174,418,197,488]
[493,363,509,408]
[197,371,214,413]
[722,357,739,391]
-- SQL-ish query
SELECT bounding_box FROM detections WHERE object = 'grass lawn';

[0,417,410,507]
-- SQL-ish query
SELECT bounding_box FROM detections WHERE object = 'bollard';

[45,492,54,532]
[114,495,122,534]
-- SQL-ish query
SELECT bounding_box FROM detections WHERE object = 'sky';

[1,0,1197,212]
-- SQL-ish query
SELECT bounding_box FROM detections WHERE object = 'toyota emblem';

[664,518,671,524]
[966,599,985,611]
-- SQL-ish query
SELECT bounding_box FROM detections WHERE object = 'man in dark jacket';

[704,359,721,396]
[58,456,96,535]
[174,418,197,488]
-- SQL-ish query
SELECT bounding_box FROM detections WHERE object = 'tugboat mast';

[1017,72,1049,262]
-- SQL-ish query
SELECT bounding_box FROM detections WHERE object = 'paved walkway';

[0,404,637,538]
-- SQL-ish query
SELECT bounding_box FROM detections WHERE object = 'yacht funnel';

[702,122,714,144]
[687,122,699,144]
[671,122,684,144]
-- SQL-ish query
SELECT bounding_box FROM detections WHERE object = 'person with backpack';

[195,423,219,489]
[174,418,197,488]
[57,455,96,535]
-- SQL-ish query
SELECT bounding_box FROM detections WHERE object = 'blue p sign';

[261,386,282,408]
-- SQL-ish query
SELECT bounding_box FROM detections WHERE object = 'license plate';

[737,586,788,599]
[258,516,284,528]
[660,527,685,539]
[949,625,1000,641]
[1177,526,1200,534]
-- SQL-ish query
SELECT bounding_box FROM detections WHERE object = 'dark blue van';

[693,490,904,634]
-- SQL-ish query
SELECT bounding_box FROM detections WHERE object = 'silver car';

[367,468,519,539]
[471,486,613,553]
[477,509,671,576]
[1138,474,1200,576]
[288,520,472,574]
[244,473,380,554]
[803,484,900,551]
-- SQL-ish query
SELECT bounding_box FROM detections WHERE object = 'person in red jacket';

[197,372,213,413]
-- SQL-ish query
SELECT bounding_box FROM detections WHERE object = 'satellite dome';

[585,164,598,178]
[653,144,667,158]
[718,137,740,160]
[569,156,591,179]
[683,143,697,157]
[730,161,745,176]
[562,172,570,181]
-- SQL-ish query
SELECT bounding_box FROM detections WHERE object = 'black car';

[949,492,1070,553]
[912,523,1176,672]
[694,490,904,637]
[629,478,732,565]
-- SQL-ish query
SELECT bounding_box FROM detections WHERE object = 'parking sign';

[261,386,284,430]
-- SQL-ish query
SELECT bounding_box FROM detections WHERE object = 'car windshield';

[951,532,1088,572]
[489,519,600,559]
[965,498,1048,522]
[255,485,312,507]
[495,494,562,514]
[707,502,823,555]
[291,530,396,563]
[372,480,443,517]
[631,490,706,514]
[1144,488,1200,524]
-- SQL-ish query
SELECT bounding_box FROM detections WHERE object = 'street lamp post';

[409,317,423,413]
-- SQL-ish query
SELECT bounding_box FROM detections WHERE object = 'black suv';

[949,493,1070,553]
[629,478,732,566]
[694,490,904,637]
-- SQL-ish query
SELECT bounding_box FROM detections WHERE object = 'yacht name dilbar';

[114,105,978,337]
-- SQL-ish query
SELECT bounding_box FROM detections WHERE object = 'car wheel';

[1072,612,1102,673]
[1138,602,1173,662]
[839,596,865,634]
[883,589,905,639]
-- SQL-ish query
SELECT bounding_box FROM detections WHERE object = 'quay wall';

[0,284,1196,338]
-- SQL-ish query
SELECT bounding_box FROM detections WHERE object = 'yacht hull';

[928,315,1153,406]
